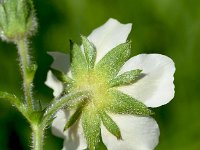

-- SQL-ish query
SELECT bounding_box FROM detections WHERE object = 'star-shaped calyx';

[51,36,152,150]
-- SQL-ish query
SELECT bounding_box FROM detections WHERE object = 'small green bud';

[0,0,37,42]
[26,63,37,83]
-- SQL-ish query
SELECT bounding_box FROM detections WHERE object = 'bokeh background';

[0,0,200,149]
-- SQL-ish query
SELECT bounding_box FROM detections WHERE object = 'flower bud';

[0,0,37,42]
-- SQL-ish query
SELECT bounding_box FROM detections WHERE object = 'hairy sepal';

[64,106,82,131]
[99,111,122,140]
[104,89,153,116]
[95,41,131,80]
[81,35,96,69]
[71,42,88,79]
[82,106,101,150]
[109,69,142,87]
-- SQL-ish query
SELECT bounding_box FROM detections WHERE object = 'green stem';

[42,91,89,128]
[16,38,34,111]
[32,124,44,150]
[30,91,89,150]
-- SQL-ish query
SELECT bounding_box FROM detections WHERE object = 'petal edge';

[118,54,175,107]
[87,18,132,63]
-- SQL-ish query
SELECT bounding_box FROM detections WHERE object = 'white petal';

[101,115,160,150]
[48,52,70,73]
[52,110,69,138]
[45,70,63,97]
[118,54,175,107]
[52,110,87,150]
[62,129,87,150]
[87,18,132,63]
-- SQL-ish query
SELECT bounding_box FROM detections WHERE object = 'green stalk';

[16,38,43,150]
[32,124,44,150]
[16,38,34,111]
[15,38,90,150]
[31,91,89,150]
[42,91,89,128]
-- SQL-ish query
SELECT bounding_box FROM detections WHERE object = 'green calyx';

[99,111,122,140]
[0,0,37,42]
[81,35,96,69]
[52,36,152,150]
[109,69,142,87]
[82,106,101,150]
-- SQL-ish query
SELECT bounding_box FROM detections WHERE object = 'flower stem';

[32,124,44,150]
[16,38,34,111]
[42,91,89,128]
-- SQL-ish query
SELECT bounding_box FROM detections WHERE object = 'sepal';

[82,106,101,150]
[99,111,122,140]
[51,69,74,84]
[105,89,153,116]
[71,42,88,79]
[95,41,131,80]
[81,35,97,69]
[109,69,142,87]
[63,106,82,131]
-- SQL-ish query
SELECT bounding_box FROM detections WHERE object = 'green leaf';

[81,35,96,69]
[105,89,153,116]
[64,106,82,131]
[95,41,131,80]
[82,106,101,150]
[71,42,88,79]
[109,69,142,87]
[0,91,21,109]
[99,111,122,140]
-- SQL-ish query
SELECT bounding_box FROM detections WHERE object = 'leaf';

[104,89,153,116]
[81,35,96,69]
[71,42,88,79]
[95,41,131,80]
[0,91,21,108]
[63,106,82,131]
[99,111,122,140]
[109,69,142,87]
[82,106,101,150]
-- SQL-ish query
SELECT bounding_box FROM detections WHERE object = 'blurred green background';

[0,0,200,149]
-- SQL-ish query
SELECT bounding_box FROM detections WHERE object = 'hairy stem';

[32,124,44,150]
[16,38,34,111]
[16,38,45,150]
[42,91,89,128]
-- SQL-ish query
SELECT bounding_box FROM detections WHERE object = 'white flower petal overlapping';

[45,18,175,150]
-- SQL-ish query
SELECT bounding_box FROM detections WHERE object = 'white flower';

[45,18,175,150]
